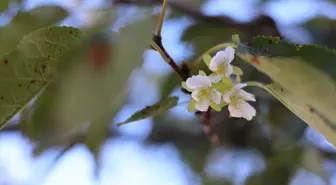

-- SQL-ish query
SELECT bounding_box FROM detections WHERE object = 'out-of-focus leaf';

[268,100,307,141]
[32,132,80,157]
[302,17,336,49]
[83,7,117,35]
[117,96,179,126]
[245,146,303,185]
[53,14,157,129]
[160,72,180,98]
[202,175,232,185]
[148,115,210,173]
[300,147,328,182]
[182,21,242,62]
[27,12,157,142]
[30,113,119,168]
[236,36,336,146]
[181,22,259,76]
[167,0,207,19]
[0,0,10,13]
[180,141,211,173]
[0,6,69,56]
[85,114,115,177]
[0,26,85,130]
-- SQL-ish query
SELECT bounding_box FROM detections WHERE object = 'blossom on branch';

[182,75,222,112]
[223,83,256,121]
[209,46,235,80]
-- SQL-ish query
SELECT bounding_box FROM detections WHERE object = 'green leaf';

[28,13,158,138]
[199,70,207,76]
[264,83,336,146]
[117,96,179,126]
[0,0,10,13]
[0,6,69,56]
[182,81,193,92]
[232,34,240,45]
[210,101,227,112]
[202,53,212,67]
[85,114,115,177]
[212,77,232,94]
[187,100,196,112]
[0,26,86,130]
[236,36,336,145]
[232,66,243,76]
[208,73,219,80]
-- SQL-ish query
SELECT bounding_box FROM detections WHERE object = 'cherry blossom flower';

[183,75,222,112]
[209,46,235,81]
[223,83,256,121]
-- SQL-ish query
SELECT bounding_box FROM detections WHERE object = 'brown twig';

[198,109,220,145]
[152,35,188,80]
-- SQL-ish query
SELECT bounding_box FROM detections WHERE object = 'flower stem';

[156,0,168,37]
[191,42,237,74]
[244,81,275,96]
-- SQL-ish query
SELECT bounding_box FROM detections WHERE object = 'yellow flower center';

[215,63,226,75]
[198,88,211,100]
[230,94,240,104]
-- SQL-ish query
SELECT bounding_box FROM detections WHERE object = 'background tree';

[1,0,336,185]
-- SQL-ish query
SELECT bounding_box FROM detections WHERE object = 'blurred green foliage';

[1,0,336,185]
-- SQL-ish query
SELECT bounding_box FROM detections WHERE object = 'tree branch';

[152,35,188,80]
[114,0,282,37]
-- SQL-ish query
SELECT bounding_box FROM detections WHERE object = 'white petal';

[228,102,244,118]
[222,90,233,103]
[209,51,226,71]
[224,46,235,63]
[186,75,212,89]
[208,74,222,83]
[228,100,256,121]
[236,89,256,102]
[239,101,256,121]
[211,89,222,104]
[233,83,247,91]
[191,90,200,101]
[195,100,210,112]
[224,64,233,77]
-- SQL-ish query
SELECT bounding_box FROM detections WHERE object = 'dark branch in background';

[201,109,220,145]
[114,0,282,38]
[115,0,282,81]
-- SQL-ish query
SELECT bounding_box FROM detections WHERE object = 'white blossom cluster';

[182,46,256,121]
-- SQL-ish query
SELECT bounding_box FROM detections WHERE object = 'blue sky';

[1,0,336,185]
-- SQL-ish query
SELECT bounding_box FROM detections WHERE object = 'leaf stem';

[244,81,275,96]
[191,42,237,74]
